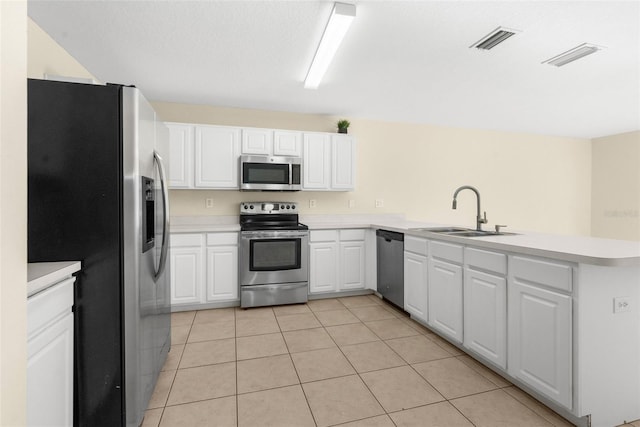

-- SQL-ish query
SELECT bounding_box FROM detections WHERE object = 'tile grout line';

[234,307,239,427]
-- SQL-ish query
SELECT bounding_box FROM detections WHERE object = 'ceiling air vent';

[470,27,519,50]
[542,43,603,67]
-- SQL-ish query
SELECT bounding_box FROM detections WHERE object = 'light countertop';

[28,261,81,297]
[171,215,640,267]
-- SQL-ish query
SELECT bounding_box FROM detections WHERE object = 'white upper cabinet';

[303,132,332,190]
[303,132,356,191]
[273,130,302,157]
[167,123,194,188]
[241,128,302,157]
[241,128,273,155]
[331,134,356,190]
[166,121,354,191]
[195,125,240,188]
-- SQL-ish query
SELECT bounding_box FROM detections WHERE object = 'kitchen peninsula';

[171,213,640,427]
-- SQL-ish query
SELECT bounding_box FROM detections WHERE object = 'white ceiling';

[28,0,640,139]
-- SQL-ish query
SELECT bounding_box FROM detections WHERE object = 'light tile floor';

[144,295,640,427]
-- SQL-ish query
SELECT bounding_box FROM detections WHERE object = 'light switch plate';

[375,199,384,208]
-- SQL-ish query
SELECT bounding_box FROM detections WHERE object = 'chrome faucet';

[452,185,487,231]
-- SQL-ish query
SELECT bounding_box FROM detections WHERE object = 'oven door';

[239,230,309,287]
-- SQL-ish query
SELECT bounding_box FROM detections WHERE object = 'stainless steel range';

[239,202,309,308]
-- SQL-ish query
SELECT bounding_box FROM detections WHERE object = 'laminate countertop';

[28,261,81,297]
[171,215,640,267]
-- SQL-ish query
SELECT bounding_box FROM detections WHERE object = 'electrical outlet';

[205,198,214,208]
[614,296,631,313]
[349,199,356,208]
[375,199,384,208]
[309,199,317,208]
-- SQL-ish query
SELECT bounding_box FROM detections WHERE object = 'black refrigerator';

[27,79,171,427]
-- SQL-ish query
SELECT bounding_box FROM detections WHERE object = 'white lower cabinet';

[463,247,507,369]
[508,255,573,410]
[27,276,75,427]
[404,236,428,322]
[309,229,366,294]
[428,241,464,343]
[205,234,238,302]
[170,232,238,309]
[309,241,338,293]
[170,234,204,305]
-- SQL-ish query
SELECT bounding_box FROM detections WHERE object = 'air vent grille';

[471,27,519,50]
[543,43,603,67]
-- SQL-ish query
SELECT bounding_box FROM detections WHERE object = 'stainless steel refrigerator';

[27,79,171,427]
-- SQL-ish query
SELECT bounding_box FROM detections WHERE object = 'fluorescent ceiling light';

[304,2,356,89]
[543,43,603,67]
[470,27,519,50]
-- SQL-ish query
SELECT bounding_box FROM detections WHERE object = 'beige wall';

[1,1,27,424]
[155,102,592,236]
[27,18,98,81]
[591,131,640,241]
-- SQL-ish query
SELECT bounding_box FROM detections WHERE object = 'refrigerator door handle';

[154,150,170,280]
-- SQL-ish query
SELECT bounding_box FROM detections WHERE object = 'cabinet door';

[241,128,272,155]
[170,246,203,305]
[27,312,74,427]
[167,124,194,188]
[508,280,572,409]
[428,258,463,343]
[309,242,338,293]
[464,268,506,369]
[331,134,356,190]
[404,251,428,322]
[206,246,238,302]
[303,133,331,190]
[195,125,240,188]
[273,130,302,157]
[340,241,365,290]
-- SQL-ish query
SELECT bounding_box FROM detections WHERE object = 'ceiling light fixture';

[542,43,603,67]
[470,26,519,50]
[304,2,356,89]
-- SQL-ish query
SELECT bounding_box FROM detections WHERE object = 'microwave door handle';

[289,163,293,185]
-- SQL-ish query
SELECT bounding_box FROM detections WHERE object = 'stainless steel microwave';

[240,155,302,191]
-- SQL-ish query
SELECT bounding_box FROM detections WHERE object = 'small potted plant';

[337,119,351,134]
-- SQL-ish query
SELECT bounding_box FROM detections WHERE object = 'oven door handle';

[243,283,307,291]
[241,232,308,239]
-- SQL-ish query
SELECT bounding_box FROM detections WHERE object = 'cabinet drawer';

[465,247,506,275]
[339,229,365,241]
[310,230,338,242]
[405,236,428,256]
[206,232,238,246]
[171,233,204,247]
[510,255,572,292]
[430,240,463,264]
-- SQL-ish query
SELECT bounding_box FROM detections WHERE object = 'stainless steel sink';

[409,227,468,233]
[409,227,517,237]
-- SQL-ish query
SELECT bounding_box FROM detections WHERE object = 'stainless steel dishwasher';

[376,229,404,309]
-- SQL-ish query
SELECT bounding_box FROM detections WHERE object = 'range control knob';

[249,204,254,210]
[280,204,285,209]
